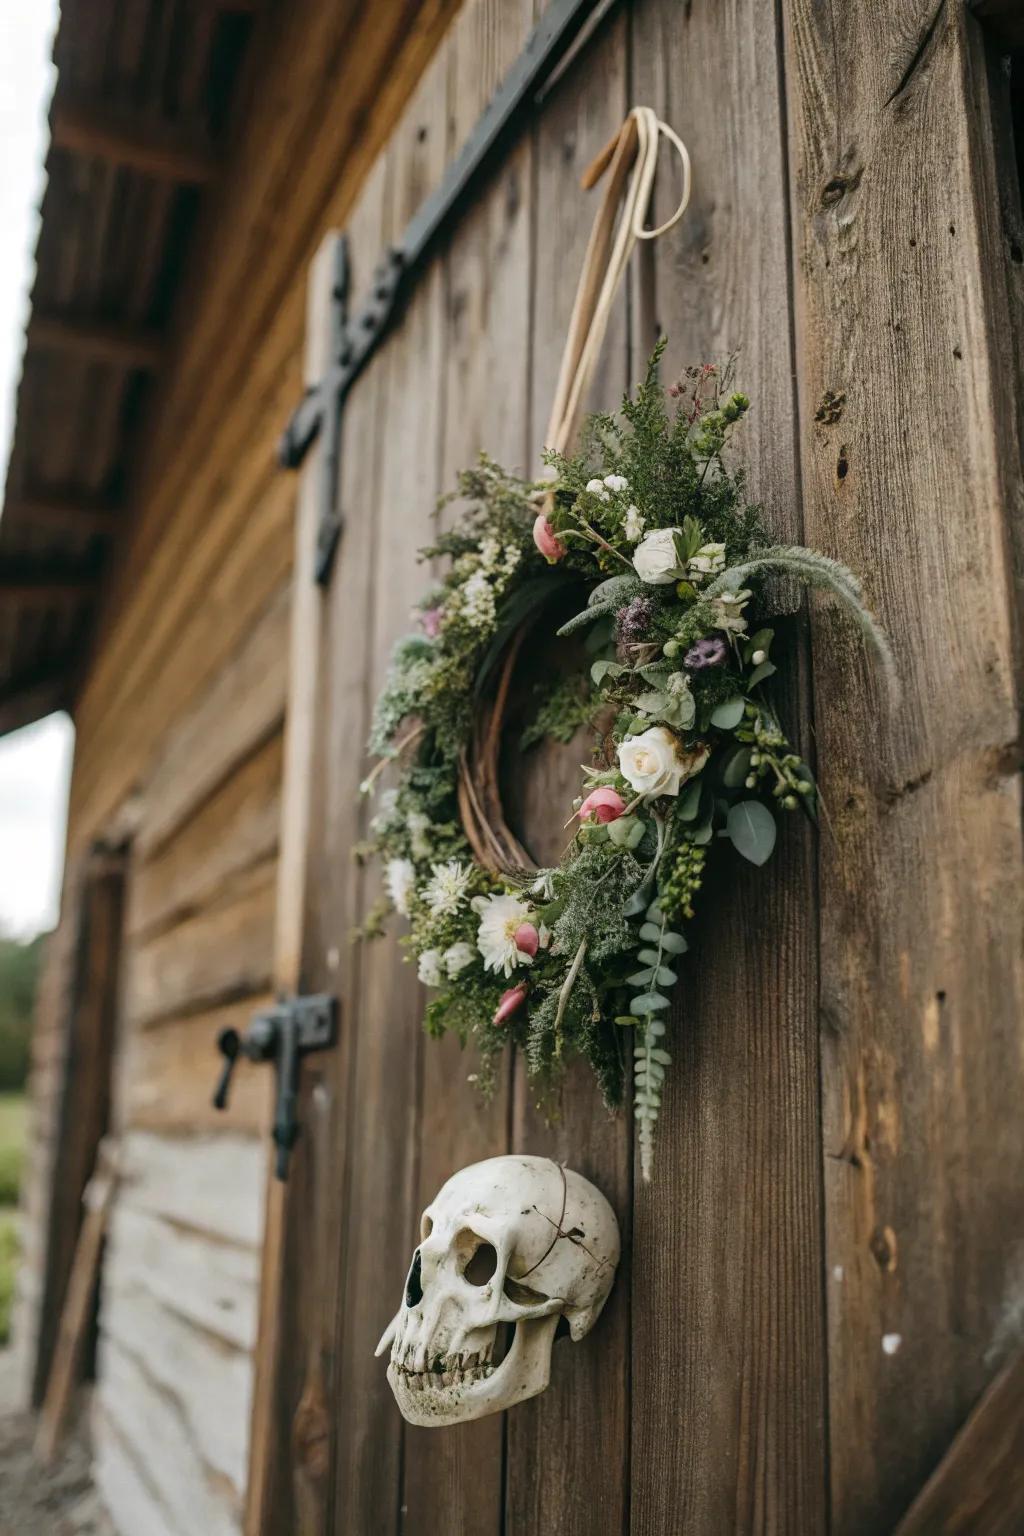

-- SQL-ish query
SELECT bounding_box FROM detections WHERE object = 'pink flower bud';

[514,922,539,957]
[578,787,626,824]
[420,606,442,638]
[494,984,528,1025]
[532,513,566,562]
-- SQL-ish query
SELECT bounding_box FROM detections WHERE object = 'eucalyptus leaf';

[591,659,625,685]
[726,800,778,866]
[638,922,662,942]
[646,1019,667,1037]
[630,993,670,1016]
[625,885,654,918]
[691,820,714,846]
[678,780,703,821]
[710,696,746,730]
[746,627,774,656]
[589,574,638,608]
[649,1047,672,1065]
[654,966,677,987]
[627,969,656,987]
[659,932,688,954]
[747,660,777,687]
[637,947,662,965]
[722,746,752,788]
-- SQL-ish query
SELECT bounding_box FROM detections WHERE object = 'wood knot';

[870,1224,898,1273]
[292,1393,331,1482]
[815,389,846,424]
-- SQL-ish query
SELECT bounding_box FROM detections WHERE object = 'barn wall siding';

[17,2,1023,1534]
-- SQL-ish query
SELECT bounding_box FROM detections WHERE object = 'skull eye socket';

[463,1241,498,1286]
[420,1213,433,1241]
[503,1276,550,1307]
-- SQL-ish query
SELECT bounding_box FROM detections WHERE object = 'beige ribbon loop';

[544,106,691,462]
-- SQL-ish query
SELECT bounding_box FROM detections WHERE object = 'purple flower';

[420,607,443,639]
[684,635,728,669]
[615,595,654,642]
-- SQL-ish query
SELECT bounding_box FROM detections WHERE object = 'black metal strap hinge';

[212,992,337,1181]
[277,0,615,586]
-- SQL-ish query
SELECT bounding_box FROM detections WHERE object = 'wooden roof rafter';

[27,312,164,372]
[2,496,121,538]
[50,100,220,185]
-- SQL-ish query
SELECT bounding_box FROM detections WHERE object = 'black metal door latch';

[212,994,337,1181]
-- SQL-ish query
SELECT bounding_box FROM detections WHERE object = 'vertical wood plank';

[782,4,1024,1530]
[245,229,345,1536]
[505,18,632,1536]
[628,3,828,1531]
[403,4,534,1530]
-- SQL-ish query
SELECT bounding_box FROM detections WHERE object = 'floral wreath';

[360,345,896,1178]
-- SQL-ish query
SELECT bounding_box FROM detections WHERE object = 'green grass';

[0,1093,26,1345]
[0,1093,26,1206]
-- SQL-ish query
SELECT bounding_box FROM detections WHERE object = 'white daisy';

[417,949,443,988]
[443,941,475,978]
[385,857,416,917]
[423,859,473,918]
[475,892,535,977]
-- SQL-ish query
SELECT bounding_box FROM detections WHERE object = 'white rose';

[632,528,685,585]
[603,473,629,492]
[623,504,646,542]
[585,477,611,502]
[417,949,443,988]
[618,726,710,799]
[443,942,475,978]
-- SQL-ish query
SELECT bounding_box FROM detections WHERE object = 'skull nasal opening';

[405,1249,423,1307]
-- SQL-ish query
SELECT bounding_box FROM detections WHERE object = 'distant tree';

[0,931,45,1091]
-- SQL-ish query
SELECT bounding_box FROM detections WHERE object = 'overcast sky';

[0,0,72,939]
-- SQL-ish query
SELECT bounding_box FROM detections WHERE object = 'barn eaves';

[0,0,262,737]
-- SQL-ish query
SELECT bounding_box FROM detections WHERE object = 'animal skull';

[376,1155,620,1426]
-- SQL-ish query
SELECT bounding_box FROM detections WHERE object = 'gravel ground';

[0,1387,113,1536]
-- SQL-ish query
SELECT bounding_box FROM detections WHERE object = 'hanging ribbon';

[544,106,692,461]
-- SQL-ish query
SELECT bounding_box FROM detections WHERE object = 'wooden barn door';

[247,4,1024,1534]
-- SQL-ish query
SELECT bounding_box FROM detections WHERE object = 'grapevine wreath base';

[360,347,896,1178]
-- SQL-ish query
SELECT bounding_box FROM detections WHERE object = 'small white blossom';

[461,568,498,630]
[688,542,726,580]
[443,941,475,978]
[423,859,473,918]
[585,477,611,502]
[623,504,646,542]
[408,811,432,860]
[538,922,552,951]
[603,473,629,492]
[475,892,535,977]
[385,858,416,917]
[751,648,767,666]
[417,949,443,988]
[711,589,752,634]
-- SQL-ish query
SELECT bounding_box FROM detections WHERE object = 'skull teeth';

[393,1355,496,1390]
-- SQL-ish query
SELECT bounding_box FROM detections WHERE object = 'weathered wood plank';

[34,855,126,1407]
[92,1401,181,1536]
[125,856,275,1028]
[506,16,632,1536]
[134,586,289,859]
[117,1129,267,1249]
[120,995,274,1136]
[95,1340,244,1536]
[105,1203,261,1352]
[129,732,282,940]
[248,165,394,1530]
[892,1348,1024,1536]
[627,4,827,1532]
[782,3,1024,1530]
